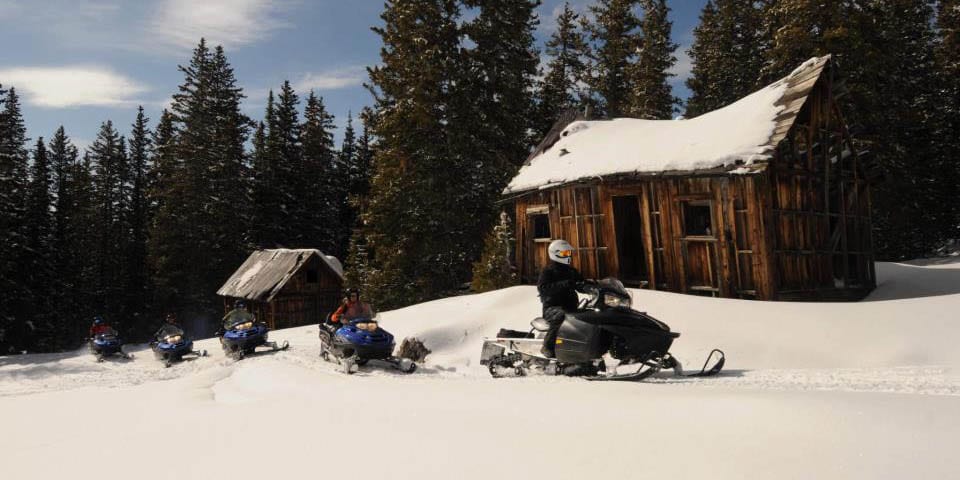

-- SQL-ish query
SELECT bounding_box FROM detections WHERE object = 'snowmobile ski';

[682,349,725,377]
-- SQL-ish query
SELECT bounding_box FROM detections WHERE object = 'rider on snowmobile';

[537,239,586,358]
[330,288,373,324]
[89,316,113,337]
[154,313,181,338]
[222,300,255,329]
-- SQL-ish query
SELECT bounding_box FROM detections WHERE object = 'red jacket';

[331,301,373,323]
[90,324,113,337]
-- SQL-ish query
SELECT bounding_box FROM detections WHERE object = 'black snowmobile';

[480,278,725,381]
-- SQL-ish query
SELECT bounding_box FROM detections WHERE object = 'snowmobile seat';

[496,328,533,339]
[530,317,550,332]
[530,317,549,332]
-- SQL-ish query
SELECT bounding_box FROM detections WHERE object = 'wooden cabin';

[505,56,875,301]
[217,249,344,329]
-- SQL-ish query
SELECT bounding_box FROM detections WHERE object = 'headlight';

[356,322,378,332]
[235,321,254,331]
[603,294,631,309]
[165,335,182,344]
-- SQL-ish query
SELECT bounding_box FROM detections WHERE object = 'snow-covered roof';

[217,249,344,302]
[504,55,832,194]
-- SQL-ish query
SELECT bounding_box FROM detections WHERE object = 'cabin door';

[612,195,648,287]
[680,200,721,296]
[524,206,552,282]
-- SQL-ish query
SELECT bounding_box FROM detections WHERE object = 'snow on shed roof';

[504,56,832,194]
[217,249,343,302]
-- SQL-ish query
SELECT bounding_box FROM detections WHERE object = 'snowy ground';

[3,260,960,479]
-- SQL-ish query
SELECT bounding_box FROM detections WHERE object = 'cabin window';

[532,213,551,241]
[306,269,318,283]
[683,202,714,237]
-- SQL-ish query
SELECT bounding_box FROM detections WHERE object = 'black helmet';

[235,299,246,309]
[93,316,105,326]
[346,288,360,299]
[165,313,177,322]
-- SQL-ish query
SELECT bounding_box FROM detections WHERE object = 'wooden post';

[639,182,657,290]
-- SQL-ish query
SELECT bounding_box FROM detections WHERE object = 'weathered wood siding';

[509,55,873,302]
[767,70,875,300]
[514,175,773,299]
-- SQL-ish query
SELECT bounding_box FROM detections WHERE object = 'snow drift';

[2,259,960,479]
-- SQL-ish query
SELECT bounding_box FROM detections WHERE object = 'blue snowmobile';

[319,315,417,374]
[218,315,289,360]
[89,327,132,362]
[150,325,207,367]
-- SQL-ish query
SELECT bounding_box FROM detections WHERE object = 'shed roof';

[504,56,832,194]
[217,249,344,302]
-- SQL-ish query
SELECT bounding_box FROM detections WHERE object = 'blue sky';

[0,0,707,152]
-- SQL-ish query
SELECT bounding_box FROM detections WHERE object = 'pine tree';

[48,127,81,347]
[154,40,250,326]
[354,108,375,199]
[338,110,359,254]
[126,107,152,335]
[760,1,944,259]
[268,81,303,247]
[627,0,678,119]
[205,45,252,304]
[456,0,540,282]
[251,92,281,248]
[537,2,590,136]
[0,87,32,352]
[866,0,947,257]
[24,138,57,349]
[462,0,540,165]
[344,110,376,291]
[88,121,129,325]
[68,152,99,342]
[300,91,341,254]
[471,211,516,292]
[583,0,642,117]
[364,0,468,309]
[148,109,190,316]
[936,0,960,240]
[685,0,766,117]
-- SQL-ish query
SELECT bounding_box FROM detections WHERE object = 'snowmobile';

[150,325,207,367]
[318,315,417,374]
[89,328,133,362]
[480,278,725,381]
[218,317,289,360]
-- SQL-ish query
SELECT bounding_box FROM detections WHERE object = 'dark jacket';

[537,261,584,312]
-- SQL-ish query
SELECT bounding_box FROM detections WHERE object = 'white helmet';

[548,239,575,265]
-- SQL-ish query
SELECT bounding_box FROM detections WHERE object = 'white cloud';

[294,66,366,91]
[669,47,693,80]
[539,1,591,37]
[245,66,367,106]
[0,66,149,108]
[149,0,290,51]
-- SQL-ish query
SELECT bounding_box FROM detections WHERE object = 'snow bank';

[3,259,960,480]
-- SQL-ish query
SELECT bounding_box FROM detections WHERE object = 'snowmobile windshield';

[228,319,255,331]
[596,278,632,309]
[597,278,629,297]
[158,325,183,337]
[98,328,118,338]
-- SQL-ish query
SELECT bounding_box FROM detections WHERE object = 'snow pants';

[542,306,567,355]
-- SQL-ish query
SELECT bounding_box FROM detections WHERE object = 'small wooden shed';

[505,56,875,301]
[217,249,344,329]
